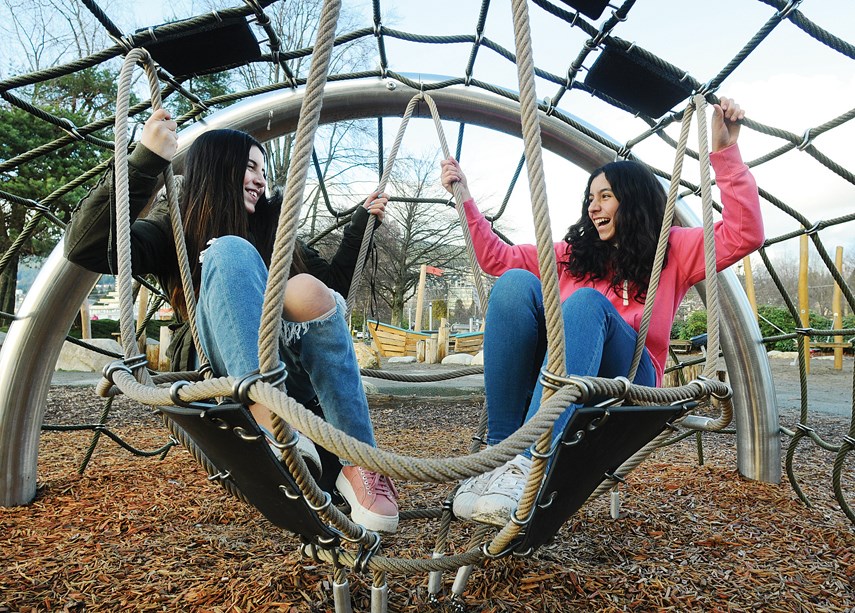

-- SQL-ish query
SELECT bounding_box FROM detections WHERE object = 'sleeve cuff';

[129,143,171,177]
[709,143,745,177]
[351,204,370,229]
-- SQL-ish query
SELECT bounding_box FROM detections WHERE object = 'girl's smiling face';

[587,172,620,243]
[243,145,266,214]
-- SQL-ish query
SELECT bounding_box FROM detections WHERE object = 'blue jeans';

[483,269,656,447]
[195,235,376,447]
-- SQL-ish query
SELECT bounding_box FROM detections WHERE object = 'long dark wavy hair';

[168,129,305,318]
[562,160,668,303]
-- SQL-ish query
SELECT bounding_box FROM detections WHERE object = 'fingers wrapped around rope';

[362,190,388,222]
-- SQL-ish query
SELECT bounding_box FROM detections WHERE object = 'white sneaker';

[453,469,497,519]
[471,454,532,526]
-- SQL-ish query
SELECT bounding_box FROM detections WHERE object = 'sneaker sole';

[335,472,399,534]
[470,508,511,527]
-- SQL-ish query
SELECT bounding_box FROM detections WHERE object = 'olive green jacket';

[65,144,374,371]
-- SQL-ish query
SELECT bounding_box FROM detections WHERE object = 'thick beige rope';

[628,102,695,380]
[485,0,565,555]
[257,0,342,374]
[694,94,723,380]
[346,91,491,321]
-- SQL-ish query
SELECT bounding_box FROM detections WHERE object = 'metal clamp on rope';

[542,96,556,117]
[804,221,822,236]
[481,538,523,560]
[794,327,814,337]
[610,8,627,22]
[24,198,49,214]
[109,33,134,53]
[354,531,382,573]
[604,471,627,485]
[102,354,148,385]
[268,429,299,452]
[244,0,265,15]
[777,0,803,19]
[685,378,708,400]
[338,523,368,544]
[306,491,332,513]
[169,380,216,411]
[795,423,815,435]
[59,118,84,141]
[510,504,536,528]
[232,361,287,406]
[842,435,855,448]
[596,376,632,409]
[695,79,719,98]
[797,128,814,151]
[539,367,593,403]
[317,532,341,549]
[697,376,733,401]
[530,437,560,460]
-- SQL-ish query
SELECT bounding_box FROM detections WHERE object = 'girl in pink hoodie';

[440,97,764,526]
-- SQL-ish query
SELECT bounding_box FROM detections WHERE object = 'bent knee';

[489,269,540,310]
[283,274,336,322]
[202,235,255,262]
[562,287,609,313]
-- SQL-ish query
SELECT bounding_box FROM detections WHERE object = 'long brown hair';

[563,160,668,303]
[168,129,305,319]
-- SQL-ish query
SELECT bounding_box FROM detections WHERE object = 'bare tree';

[0,0,121,76]
[228,0,377,193]
[362,154,468,326]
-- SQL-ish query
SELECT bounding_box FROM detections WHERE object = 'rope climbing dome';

[1,0,854,609]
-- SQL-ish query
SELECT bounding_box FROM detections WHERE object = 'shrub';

[683,309,707,339]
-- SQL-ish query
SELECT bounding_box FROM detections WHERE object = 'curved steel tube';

[0,78,779,506]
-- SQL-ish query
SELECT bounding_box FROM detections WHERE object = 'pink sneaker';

[336,465,399,533]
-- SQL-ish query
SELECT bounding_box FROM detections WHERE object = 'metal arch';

[0,77,779,506]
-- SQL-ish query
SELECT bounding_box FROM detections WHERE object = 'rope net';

[1,0,853,593]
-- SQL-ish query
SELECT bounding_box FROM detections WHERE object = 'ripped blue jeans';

[195,235,376,447]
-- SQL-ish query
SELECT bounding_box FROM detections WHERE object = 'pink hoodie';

[462,144,764,385]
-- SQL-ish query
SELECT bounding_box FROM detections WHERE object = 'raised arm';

[671,97,764,284]
[440,157,541,277]
[64,110,178,275]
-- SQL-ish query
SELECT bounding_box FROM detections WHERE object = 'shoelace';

[361,468,399,499]
[490,459,531,495]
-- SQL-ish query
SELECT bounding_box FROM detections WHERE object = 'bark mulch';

[1,386,853,612]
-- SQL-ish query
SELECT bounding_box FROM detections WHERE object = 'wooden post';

[425,336,439,364]
[159,324,173,371]
[414,264,427,332]
[833,246,844,371]
[437,318,449,362]
[137,285,149,355]
[80,301,92,340]
[798,235,810,374]
[742,255,758,321]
